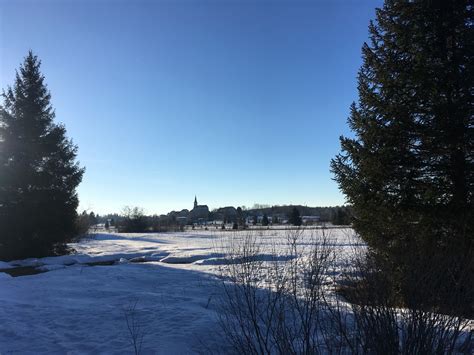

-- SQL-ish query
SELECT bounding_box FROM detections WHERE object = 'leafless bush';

[123,298,146,355]
[216,228,473,354]
[325,247,473,355]
[73,213,93,241]
[216,228,334,354]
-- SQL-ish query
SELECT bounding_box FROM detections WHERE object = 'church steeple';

[194,195,198,209]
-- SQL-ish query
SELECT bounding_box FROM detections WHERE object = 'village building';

[189,196,209,223]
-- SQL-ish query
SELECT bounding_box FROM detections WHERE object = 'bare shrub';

[123,299,146,355]
[74,212,94,241]
[326,246,473,355]
[216,228,334,354]
[119,206,147,233]
[216,228,473,354]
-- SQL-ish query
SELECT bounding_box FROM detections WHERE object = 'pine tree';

[236,206,244,227]
[332,207,351,226]
[89,211,97,226]
[262,214,269,226]
[289,207,302,226]
[331,1,473,312]
[0,51,84,260]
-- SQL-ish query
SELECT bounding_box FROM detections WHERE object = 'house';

[301,215,320,225]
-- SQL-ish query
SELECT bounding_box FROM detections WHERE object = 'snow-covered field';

[0,228,359,353]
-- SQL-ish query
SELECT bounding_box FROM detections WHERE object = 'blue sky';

[1,0,382,215]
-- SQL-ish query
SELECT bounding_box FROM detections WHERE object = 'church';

[189,196,209,223]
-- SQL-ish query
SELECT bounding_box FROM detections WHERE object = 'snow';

[0,272,12,280]
[0,228,358,353]
[160,252,225,264]
[0,263,224,353]
[0,261,13,269]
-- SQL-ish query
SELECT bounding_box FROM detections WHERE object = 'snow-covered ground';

[0,228,358,353]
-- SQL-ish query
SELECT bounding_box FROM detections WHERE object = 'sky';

[0,0,382,215]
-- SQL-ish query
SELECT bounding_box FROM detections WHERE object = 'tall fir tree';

[236,206,244,227]
[289,207,302,226]
[0,51,84,260]
[331,0,473,313]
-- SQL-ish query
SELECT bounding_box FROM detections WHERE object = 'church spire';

[194,195,198,209]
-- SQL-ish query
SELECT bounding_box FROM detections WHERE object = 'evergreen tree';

[262,214,269,226]
[331,1,473,313]
[289,208,302,226]
[0,51,84,260]
[89,211,97,226]
[236,207,244,227]
[332,207,351,226]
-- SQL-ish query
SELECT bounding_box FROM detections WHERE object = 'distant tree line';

[72,204,353,235]
[240,205,351,224]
